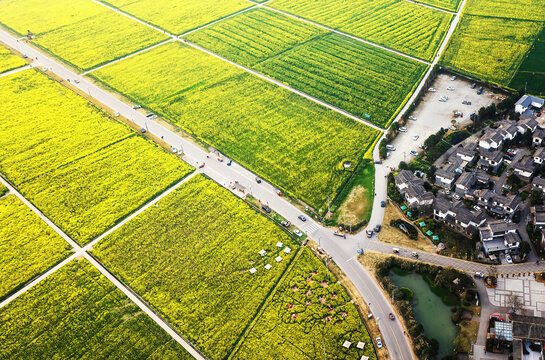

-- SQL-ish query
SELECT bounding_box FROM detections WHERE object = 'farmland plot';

[414,0,460,11]
[441,16,543,84]
[232,248,376,360]
[511,27,545,95]
[186,10,427,127]
[465,0,545,21]
[92,175,300,360]
[268,0,452,60]
[0,0,167,70]
[0,258,193,359]
[0,195,71,300]
[92,42,380,208]
[0,183,7,197]
[98,0,251,35]
[0,44,26,74]
[0,70,193,244]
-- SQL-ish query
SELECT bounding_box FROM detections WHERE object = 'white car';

[505,254,513,264]
[428,87,437,92]
[386,145,396,151]
[408,116,417,121]
[410,150,418,156]
[399,127,408,132]
[376,337,383,349]
[451,75,457,81]
[294,230,303,237]
[447,86,455,91]
[453,194,461,200]
[449,125,457,131]
[413,135,419,141]
[473,205,481,211]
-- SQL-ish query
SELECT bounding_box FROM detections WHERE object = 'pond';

[390,269,458,359]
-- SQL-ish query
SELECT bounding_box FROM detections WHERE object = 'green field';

[232,248,377,360]
[186,9,427,127]
[92,175,300,359]
[465,0,545,21]
[0,183,6,197]
[415,0,460,11]
[0,70,193,244]
[0,195,71,300]
[0,258,192,359]
[98,0,251,35]
[92,41,380,208]
[511,27,545,95]
[268,0,452,60]
[0,43,26,74]
[441,15,543,84]
[0,0,167,70]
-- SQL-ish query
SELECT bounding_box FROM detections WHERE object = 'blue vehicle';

[381,201,386,207]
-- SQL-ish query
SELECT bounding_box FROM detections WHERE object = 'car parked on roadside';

[386,144,396,151]
[255,177,262,184]
[381,201,386,207]
[281,220,291,228]
[505,254,513,264]
[412,135,419,141]
[261,204,271,213]
[294,230,303,237]
[410,150,418,156]
[477,86,483,95]
[399,127,408,132]
[374,225,381,232]
[376,338,383,349]
[473,205,481,211]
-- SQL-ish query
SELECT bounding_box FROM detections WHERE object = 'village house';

[533,177,545,193]
[454,143,477,163]
[477,149,503,173]
[498,120,519,141]
[531,205,545,229]
[479,128,504,150]
[474,189,520,218]
[455,171,476,195]
[517,115,539,134]
[515,95,544,115]
[533,129,545,147]
[433,197,486,235]
[533,147,545,165]
[513,157,536,181]
[394,170,434,208]
[479,220,521,256]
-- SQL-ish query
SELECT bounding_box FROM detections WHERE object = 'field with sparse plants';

[0,258,193,359]
[92,41,380,208]
[186,9,427,127]
[0,70,193,244]
[232,248,377,360]
[416,0,460,11]
[0,195,71,300]
[0,44,26,74]
[98,0,251,35]
[268,0,452,60]
[465,0,545,21]
[92,175,300,360]
[0,0,167,70]
[511,26,545,95]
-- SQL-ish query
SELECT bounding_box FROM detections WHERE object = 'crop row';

[0,70,193,244]
[98,0,251,35]
[465,0,545,21]
[0,0,167,70]
[92,42,380,208]
[92,175,300,360]
[0,44,26,74]
[268,0,452,60]
[185,9,427,127]
[0,258,192,359]
[414,0,461,11]
[0,194,71,300]
[441,15,543,84]
[232,248,377,359]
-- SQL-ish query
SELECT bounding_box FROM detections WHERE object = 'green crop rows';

[92,175,300,359]
[268,0,452,60]
[92,42,380,208]
[0,258,192,359]
[185,9,427,128]
[0,70,193,244]
[0,195,71,300]
[233,248,376,359]
[415,0,460,11]
[0,0,168,71]
[465,0,545,21]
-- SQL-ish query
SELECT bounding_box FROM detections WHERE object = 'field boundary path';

[401,0,456,14]
[0,171,207,360]
[0,64,31,78]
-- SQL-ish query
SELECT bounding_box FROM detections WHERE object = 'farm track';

[0,171,207,360]
[400,0,456,14]
[0,64,30,78]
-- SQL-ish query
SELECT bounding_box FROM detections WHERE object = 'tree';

[507,294,523,314]
[506,173,522,190]
[519,241,531,259]
[530,190,543,206]
[379,139,388,159]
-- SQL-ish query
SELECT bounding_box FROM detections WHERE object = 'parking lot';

[384,74,506,168]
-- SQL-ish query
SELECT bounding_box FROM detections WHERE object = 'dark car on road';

[255,177,262,183]
[381,201,386,207]
[374,225,381,232]
[298,215,307,222]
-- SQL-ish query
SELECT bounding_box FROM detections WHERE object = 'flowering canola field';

[0,70,193,244]
[92,175,300,360]
[0,44,26,74]
[0,258,193,359]
[93,42,381,208]
[0,0,167,70]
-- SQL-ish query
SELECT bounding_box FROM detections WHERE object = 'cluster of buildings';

[393,95,545,262]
